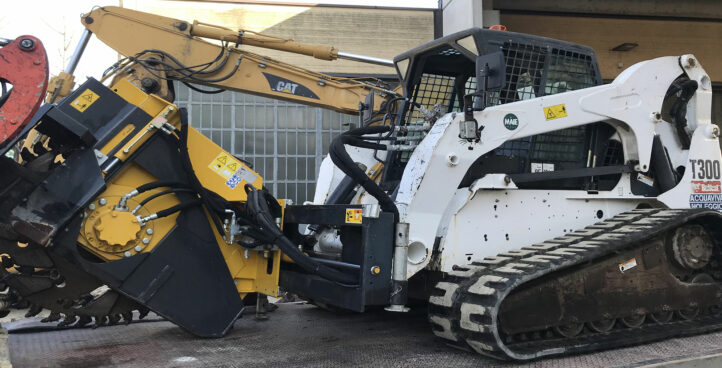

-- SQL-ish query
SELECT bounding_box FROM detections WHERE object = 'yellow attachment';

[94,210,141,247]
[77,78,281,298]
[45,71,76,103]
[188,129,263,202]
[108,78,169,117]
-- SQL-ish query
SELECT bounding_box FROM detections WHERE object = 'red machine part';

[0,35,49,145]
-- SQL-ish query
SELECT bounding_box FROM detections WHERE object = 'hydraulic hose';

[244,185,358,286]
[131,188,197,214]
[328,125,398,219]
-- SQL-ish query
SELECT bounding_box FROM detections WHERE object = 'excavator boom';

[80,6,396,115]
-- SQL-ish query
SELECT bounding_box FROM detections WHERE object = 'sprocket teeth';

[57,314,78,327]
[75,315,92,327]
[121,311,133,325]
[107,314,120,326]
[25,304,43,318]
[41,311,61,323]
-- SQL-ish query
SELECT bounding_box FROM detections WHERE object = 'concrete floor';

[4,303,722,368]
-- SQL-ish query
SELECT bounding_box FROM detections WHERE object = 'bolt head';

[146,228,154,235]
[123,251,132,258]
[19,38,34,50]
[88,204,96,210]
[98,198,107,206]
[142,238,150,244]
[134,245,142,252]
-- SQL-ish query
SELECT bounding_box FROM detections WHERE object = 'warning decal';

[70,89,100,112]
[345,209,363,224]
[225,166,258,189]
[543,104,568,121]
[619,258,637,272]
[209,152,243,179]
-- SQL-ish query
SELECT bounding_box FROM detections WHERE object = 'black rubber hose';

[328,125,398,219]
[155,199,203,219]
[244,185,358,286]
[136,188,197,208]
[177,109,227,236]
[135,181,190,194]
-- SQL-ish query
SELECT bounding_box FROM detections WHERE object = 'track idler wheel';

[588,317,615,333]
[554,322,584,338]
[677,305,700,320]
[621,313,646,328]
[650,310,673,323]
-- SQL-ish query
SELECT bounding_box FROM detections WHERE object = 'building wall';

[130,0,435,74]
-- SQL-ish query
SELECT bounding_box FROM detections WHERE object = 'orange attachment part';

[489,25,508,31]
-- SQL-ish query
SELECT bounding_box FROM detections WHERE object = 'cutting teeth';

[121,311,133,325]
[41,311,61,323]
[92,315,108,329]
[57,314,78,327]
[107,314,120,326]
[25,304,42,318]
[75,315,92,327]
[138,306,149,320]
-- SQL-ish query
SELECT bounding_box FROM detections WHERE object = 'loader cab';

[388,28,627,192]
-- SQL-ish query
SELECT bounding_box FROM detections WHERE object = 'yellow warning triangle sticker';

[546,109,556,119]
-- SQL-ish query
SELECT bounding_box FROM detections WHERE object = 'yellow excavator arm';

[75,6,397,115]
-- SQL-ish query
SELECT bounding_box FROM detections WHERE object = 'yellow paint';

[100,124,135,158]
[78,163,181,260]
[208,152,242,179]
[94,210,141,247]
[189,129,262,201]
[76,78,281,298]
[70,89,100,112]
[544,103,568,121]
[345,208,363,224]
[111,78,168,116]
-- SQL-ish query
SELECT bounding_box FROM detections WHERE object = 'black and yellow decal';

[543,104,568,121]
[345,208,363,224]
[262,73,319,99]
[70,89,100,112]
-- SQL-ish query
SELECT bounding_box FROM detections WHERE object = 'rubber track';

[428,208,722,360]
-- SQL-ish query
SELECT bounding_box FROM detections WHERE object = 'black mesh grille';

[546,49,597,94]
[487,42,547,106]
[529,127,586,164]
[493,43,599,173]
[408,73,455,123]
